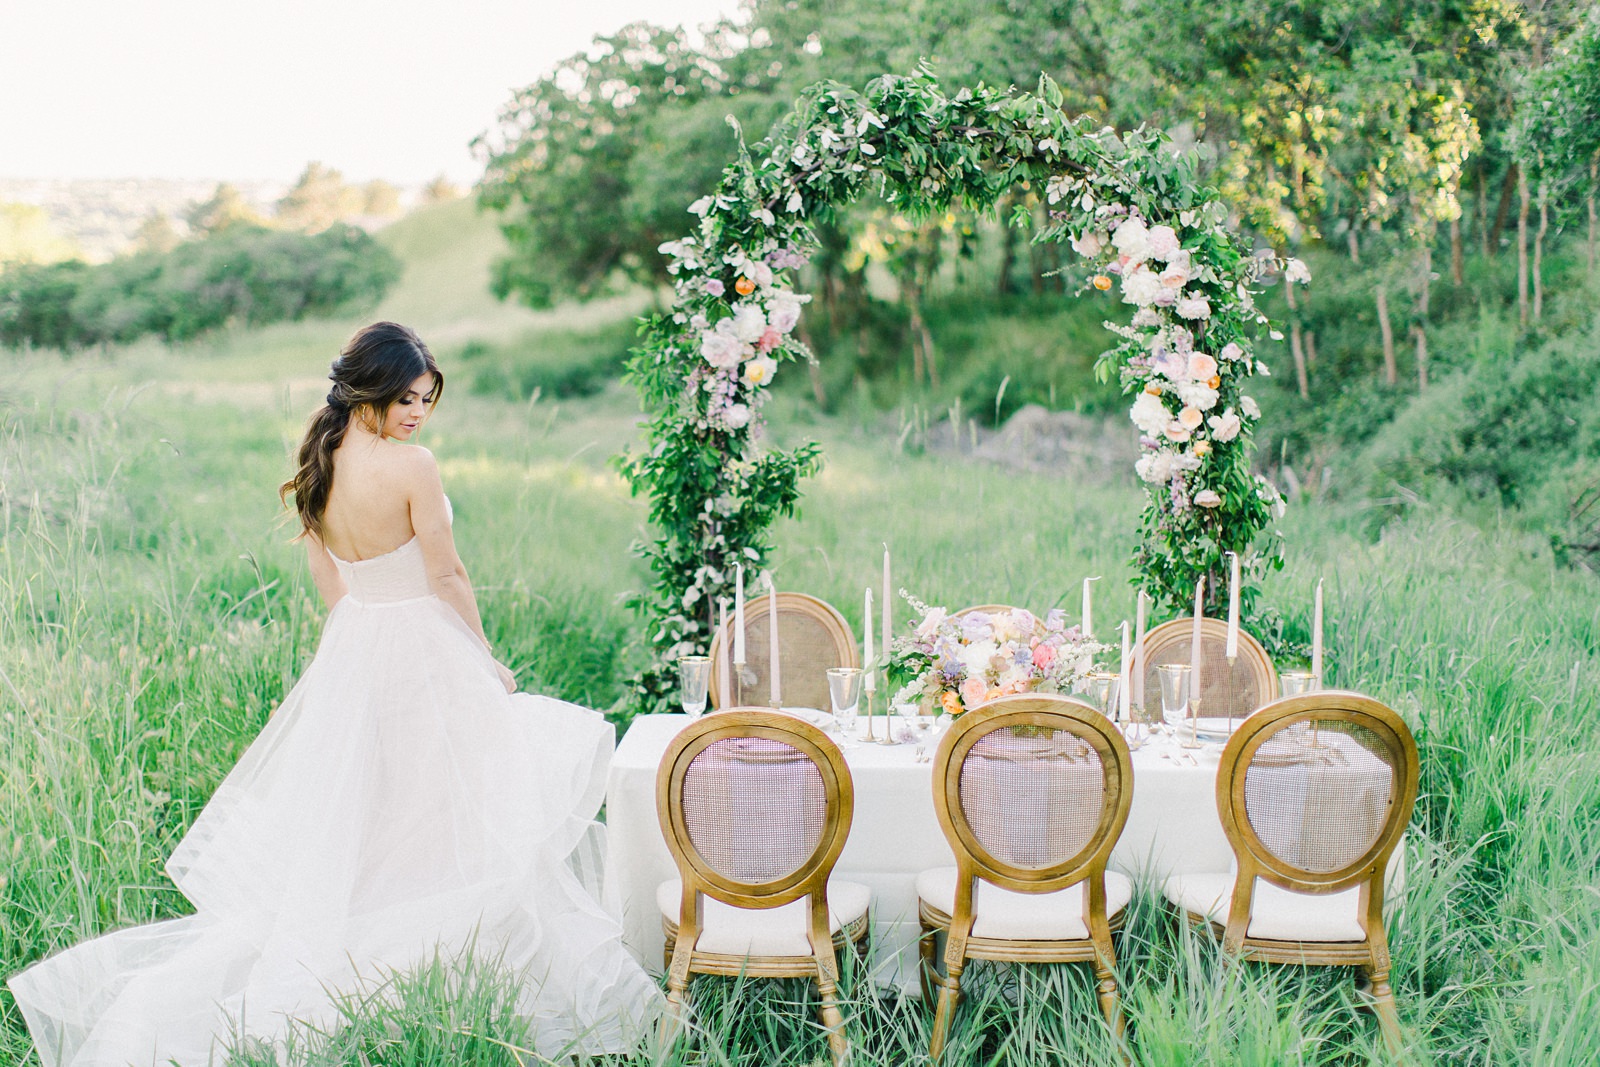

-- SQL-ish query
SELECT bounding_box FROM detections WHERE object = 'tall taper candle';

[881,544,892,668]
[863,587,876,693]
[1134,590,1149,710]
[765,572,781,706]
[1312,578,1324,685]
[1225,551,1241,661]
[1119,619,1131,723]
[1190,576,1205,698]
[1082,576,1100,638]
[718,597,732,709]
[733,563,746,665]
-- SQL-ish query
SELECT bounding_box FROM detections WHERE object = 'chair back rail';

[1131,617,1277,721]
[708,593,857,711]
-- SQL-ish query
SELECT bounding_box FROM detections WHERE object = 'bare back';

[320,436,428,562]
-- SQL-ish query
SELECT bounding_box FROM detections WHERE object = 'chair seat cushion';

[1161,872,1367,942]
[915,867,1133,941]
[656,878,872,957]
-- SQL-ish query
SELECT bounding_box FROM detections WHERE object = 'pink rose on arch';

[755,326,783,353]
[959,676,989,710]
[705,279,725,297]
[1178,406,1204,431]
[1146,224,1181,261]
[1189,353,1218,380]
[722,403,752,429]
[1194,489,1223,508]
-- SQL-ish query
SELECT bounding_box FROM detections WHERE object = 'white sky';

[0,0,743,185]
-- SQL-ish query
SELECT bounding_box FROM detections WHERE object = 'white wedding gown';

[8,531,660,1066]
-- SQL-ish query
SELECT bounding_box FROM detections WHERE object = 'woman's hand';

[494,660,517,694]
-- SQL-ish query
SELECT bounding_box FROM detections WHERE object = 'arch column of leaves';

[621,69,1298,711]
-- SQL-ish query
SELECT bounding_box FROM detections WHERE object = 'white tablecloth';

[602,714,1401,984]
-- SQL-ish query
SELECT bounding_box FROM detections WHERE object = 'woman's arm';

[303,532,348,609]
[404,449,515,692]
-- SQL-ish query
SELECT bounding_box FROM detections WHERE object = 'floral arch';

[620,69,1300,709]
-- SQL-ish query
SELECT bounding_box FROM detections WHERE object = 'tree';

[360,180,403,218]
[185,183,264,235]
[422,175,462,203]
[133,211,182,254]
[0,203,78,266]
[275,163,363,233]
[1517,11,1600,284]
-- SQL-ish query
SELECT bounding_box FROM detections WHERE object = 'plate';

[1187,717,1238,743]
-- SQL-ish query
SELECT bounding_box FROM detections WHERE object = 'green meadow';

[2,201,1597,1065]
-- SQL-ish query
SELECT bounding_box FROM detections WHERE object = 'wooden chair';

[655,709,869,1063]
[917,694,1135,1060]
[1131,617,1278,721]
[708,593,857,712]
[1160,691,1418,1054]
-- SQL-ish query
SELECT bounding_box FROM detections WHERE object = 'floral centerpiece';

[887,594,1111,717]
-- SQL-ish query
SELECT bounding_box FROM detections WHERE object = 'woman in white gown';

[7,322,660,1065]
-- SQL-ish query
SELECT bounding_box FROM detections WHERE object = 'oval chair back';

[708,593,857,711]
[1208,690,1418,1053]
[1132,617,1277,721]
[924,694,1134,1057]
[655,709,857,1062]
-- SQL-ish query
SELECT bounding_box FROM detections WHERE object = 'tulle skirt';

[8,593,660,1066]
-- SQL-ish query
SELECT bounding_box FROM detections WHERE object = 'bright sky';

[0,0,743,184]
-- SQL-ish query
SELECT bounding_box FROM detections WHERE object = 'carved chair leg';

[659,939,696,1050]
[1362,964,1402,1058]
[928,961,963,1062]
[815,958,850,1065]
[918,920,940,1011]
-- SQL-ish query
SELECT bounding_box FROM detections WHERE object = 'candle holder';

[862,689,878,742]
[1225,652,1237,735]
[1183,695,1204,750]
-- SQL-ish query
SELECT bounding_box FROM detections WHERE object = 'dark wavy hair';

[279,322,443,539]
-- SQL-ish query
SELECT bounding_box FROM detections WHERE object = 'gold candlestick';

[863,689,877,741]
[1183,695,1204,750]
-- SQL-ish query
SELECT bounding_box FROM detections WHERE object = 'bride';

[7,322,660,1065]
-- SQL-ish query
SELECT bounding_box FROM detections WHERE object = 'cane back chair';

[708,593,857,712]
[1131,617,1278,722]
[951,603,1017,618]
[917,694,1135,1060]
[655,709,869,1063]
[1160,691,1418,1053]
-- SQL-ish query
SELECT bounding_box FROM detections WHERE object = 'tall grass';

[4,343,1599,1064]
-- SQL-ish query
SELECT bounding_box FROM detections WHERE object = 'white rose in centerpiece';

[766,291,806,333]
[731,303,768,342]
[1070,230,1106,258]
[1207,409,1242,442]
[1130,391,1170,436]
[1178,380,1220,411]
[1136,449,1178,484]
[701,322,748,368]
[960,639,1000,678]
[1112,216,1151,262]
[1175,295,1212,320]
[1240,394,1261,419]
[741,355,778,387]
[1121,265,1163,307]
[1194,489,1223,508]
[1147,224,1181,261]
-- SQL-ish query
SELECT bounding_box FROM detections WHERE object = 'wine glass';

[826,667,863,741]
[1156,663,1191,734]
[1279,669,1317,696]
[1086,671,1119,718]
[678,656,712,719]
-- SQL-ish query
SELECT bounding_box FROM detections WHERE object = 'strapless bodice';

[330,537,431,603]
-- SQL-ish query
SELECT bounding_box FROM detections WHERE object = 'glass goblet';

[1156,663,1192,733]
[678,655,712,719]
[1279,669,1317,696]
[1086,671,1119,718]
[826,666,863,739]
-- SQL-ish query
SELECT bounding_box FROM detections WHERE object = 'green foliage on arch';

[619,68,1299,711]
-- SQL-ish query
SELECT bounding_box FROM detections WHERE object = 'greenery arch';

[620,69,1301,710]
